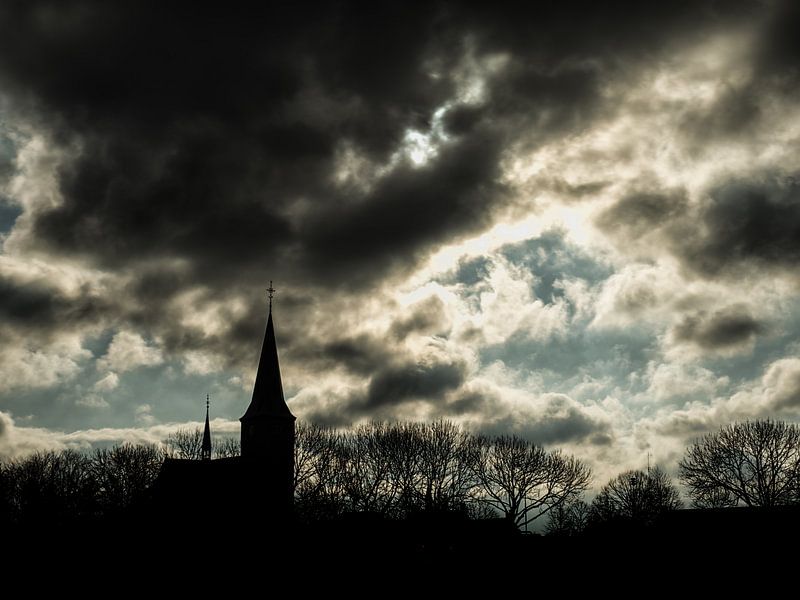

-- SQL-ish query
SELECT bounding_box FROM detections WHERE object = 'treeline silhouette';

[550,419,800,536]
[548,466,683,536]
[3,419,800,535]
[292,421,590,526]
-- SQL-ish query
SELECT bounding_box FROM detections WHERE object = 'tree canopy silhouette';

[164,427,205,460]
[679,420,800,508]
[1,450,98,525]
[90,443,164,513]
[545,498,590,536]
[1,420,592,530]
[591,466,682,526]
[164,427,240,460]
[472,434,592,529]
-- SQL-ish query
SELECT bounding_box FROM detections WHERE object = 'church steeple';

[201,395,212,461]
[241,283,294,420]
[239,284,296,510]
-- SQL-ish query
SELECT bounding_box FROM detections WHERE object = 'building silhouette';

[240,294,296,509]
[150,287,295,521]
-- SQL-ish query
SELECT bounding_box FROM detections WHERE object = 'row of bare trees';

[546,419,800,536]
[0,421,592,528]
[163,428,240,459]
[546,466,683,536]
[4,418,798,530]
[0,432,239,525]
[0,445,164,525]
[293,421,592,527]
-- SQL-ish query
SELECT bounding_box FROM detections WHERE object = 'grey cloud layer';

[672,305,764,351]
[599,174,800,281]
[1,1,799,476]
[0,1,766,289]
[0,2,729,370]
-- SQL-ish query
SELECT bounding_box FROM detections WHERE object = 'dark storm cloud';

[467,1,757,56]
[301,131,507,286]
[679,84,763,143]
[0,275,107,337]
[444,389,489,414]
[390,295,449,341]
[487,63,605,145]
[675,2,800,148]
[756,1,800,89]
[127,264,193,303]
[365,359,466,409]
[288,333,395,377]
[0,1,783,431]
[440,60,607,143]
[599,173,800,282]
[475,392,613,446]
[542,178,610,202]
[521,406,614,447]
[679,174,800,277]
[596,191,688,238]
[0,1,464,290]
[0,138,14,184]
[0,132,18,232]
[302,357,468,425]
[0,1,763,292]
[672,305,763,350]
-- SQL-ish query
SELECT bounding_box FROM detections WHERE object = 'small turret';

[201,395,212,461]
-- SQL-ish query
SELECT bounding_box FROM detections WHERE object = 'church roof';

[241,303,295,420]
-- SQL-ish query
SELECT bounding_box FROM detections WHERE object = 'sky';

[1,1,800,486]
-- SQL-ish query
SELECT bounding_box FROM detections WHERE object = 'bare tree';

[91,443,164,512]
[213,437,241,458]
[472,435,591,529]
[381,421,425,515]
[689,485,738,509]
[295,423,335,490]
[679,420,800,508]
[591,466,682,525]
[328,421,482,518]
[294,423,345,519]
[2,450,98,524]
[337,422,399,515]
[545,498,590,536]
[415,420,479,513]
[164,427,204,460]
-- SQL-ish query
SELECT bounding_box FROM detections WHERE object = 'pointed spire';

[201,394,212,461]
[241,286,294,420]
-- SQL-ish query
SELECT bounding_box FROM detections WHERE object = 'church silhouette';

[150,286,296,523]
[146,285,519,556]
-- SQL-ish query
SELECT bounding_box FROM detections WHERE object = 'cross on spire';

[267,281,276,313]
